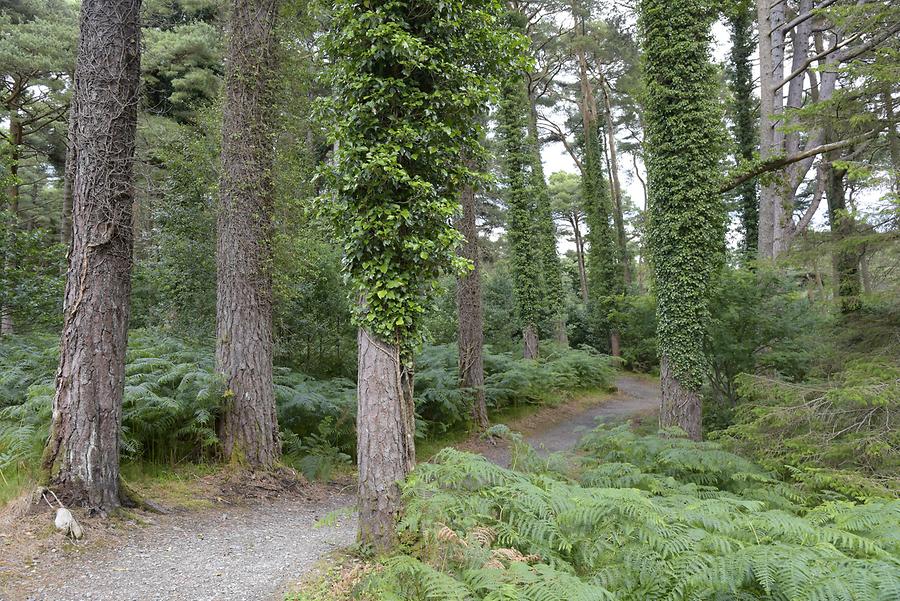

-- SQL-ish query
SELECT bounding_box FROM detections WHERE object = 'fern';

[368,427,900,601]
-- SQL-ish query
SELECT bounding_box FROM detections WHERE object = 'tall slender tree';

[726,0,758,257]
[640,0,725,440]
[498,66,546,360]
[323,0,516,551]
[456,173,489,431]
[215,0,281,468]
[41,0,142,508]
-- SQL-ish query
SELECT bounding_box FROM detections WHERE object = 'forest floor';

[0,373,658,601]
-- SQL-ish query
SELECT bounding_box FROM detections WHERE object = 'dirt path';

[466,373,659,467]
[2,374,657,601]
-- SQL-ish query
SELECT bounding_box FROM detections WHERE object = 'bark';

[523,323,539,360]
[216,0,281,468]
[554,318,568,346]
[456,182,489,431]
[356,327,415,551]
[41,0,142,510]
[885,88,900,193]
[610,328,621,359]
[659,355,702,441]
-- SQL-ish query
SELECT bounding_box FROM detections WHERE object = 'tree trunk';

[599,77,630,285]
[456,182,489,431]
[215,0,281,469]
[523,323,539,360]
[356,327,416,551]
[1,109,23,336]
[610,328,621,359]
[756,0,785,259]
[825,161,861,314]
[659,355,701,440]
[41,0,142,510]
[572,217,589,303]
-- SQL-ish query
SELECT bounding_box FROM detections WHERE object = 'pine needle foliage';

[366,427,900,601]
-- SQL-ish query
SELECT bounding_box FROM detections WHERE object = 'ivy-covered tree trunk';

[577,44,621,356]
[456,181,489,430]
[727,1,758,257]
[527,97,567,346]
[215,0,281,468]
[356,326,416,551]
[324,0,514,552]
[641,0,724,441]
[41,0,142,509]
[498,69,545,360]
[598,75,630,286]
[825,160,861,314]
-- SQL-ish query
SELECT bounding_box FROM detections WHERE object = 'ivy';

[319,0,523,347]
[583,119,622,344]
[640,0,726,390]
[496,12,545,337]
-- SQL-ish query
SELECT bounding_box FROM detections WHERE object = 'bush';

[363,426,900,601]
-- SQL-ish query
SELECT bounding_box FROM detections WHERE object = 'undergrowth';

[357,425,900,601]
[0,331,613,490]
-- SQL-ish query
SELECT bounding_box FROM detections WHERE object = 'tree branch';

[719,131,878,194]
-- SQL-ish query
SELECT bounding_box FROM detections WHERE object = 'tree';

[215,0,282,469]
[754,0,900,259]
[640,0,725,440]
[41,0,143,508]
[549,171,589,303]
[456,174,489,431]
[0,0,76,334]
[499,68,546,360]
[725,0,758,257]
[323,0,517,551]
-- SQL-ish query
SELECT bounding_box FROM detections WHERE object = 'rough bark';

[41,0,142,510]
[659,355,701,441]
[523,323,539,360]
[216,0,281,469]
[610,328,621,359]
[356,327,416,551]
[456,183,489,431]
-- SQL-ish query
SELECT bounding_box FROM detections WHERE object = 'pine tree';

[41,0,142,508]
[215,0,281,468]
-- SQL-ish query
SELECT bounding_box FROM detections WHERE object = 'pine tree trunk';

[41,0,142,510]
[2,109,22,336]
[523,324,539,360]
[356,327,416,551]
[456,183,489,431]
[659,355,701,440]
[610,329,621,359]
[216,0,281,469]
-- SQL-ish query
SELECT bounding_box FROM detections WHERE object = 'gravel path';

[3,374,657,601]
[4,491,356,601]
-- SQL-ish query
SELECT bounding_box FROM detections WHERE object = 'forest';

[0,0,898,599]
